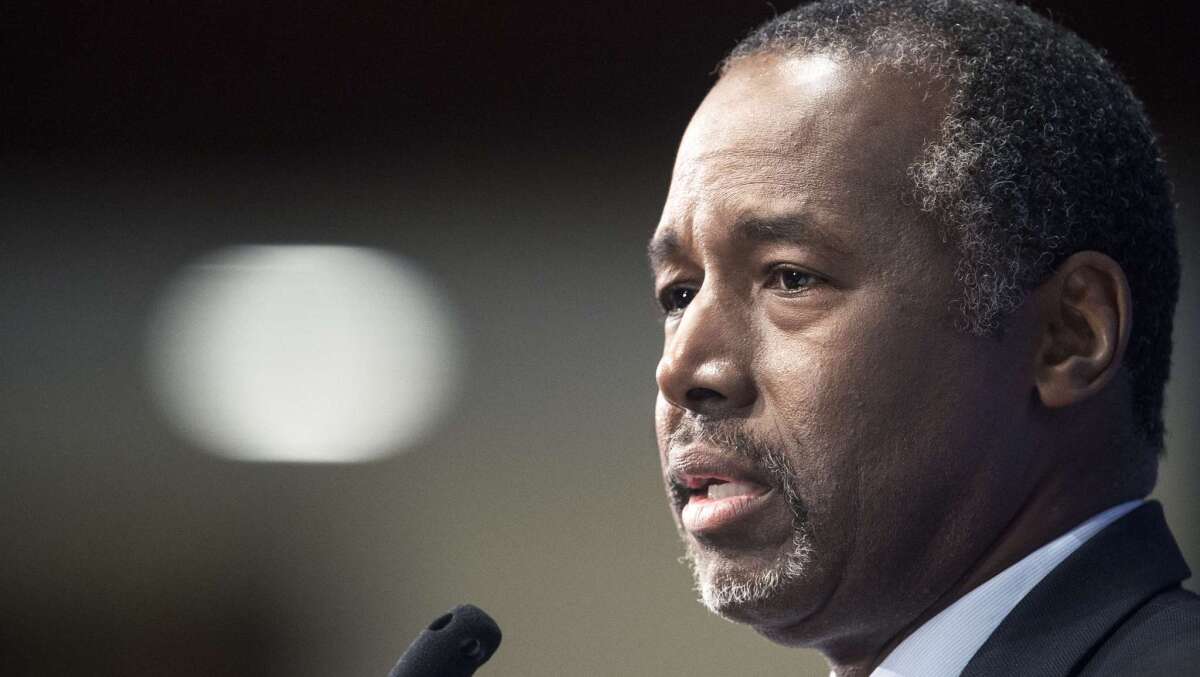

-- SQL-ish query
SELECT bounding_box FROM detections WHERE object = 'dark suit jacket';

[961,501,1200,676]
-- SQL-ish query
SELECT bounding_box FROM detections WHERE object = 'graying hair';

[685,525,814,613]
[725,0,1178,454]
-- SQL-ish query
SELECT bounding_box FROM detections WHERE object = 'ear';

[1032,251,1132,409]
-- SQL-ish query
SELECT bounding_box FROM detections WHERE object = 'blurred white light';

[146,245,462,463]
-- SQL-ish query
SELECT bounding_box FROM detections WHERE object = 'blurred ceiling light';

[146,245,462,463]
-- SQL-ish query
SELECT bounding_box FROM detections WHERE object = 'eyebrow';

[647,213,850,271]
[646,230,682,271]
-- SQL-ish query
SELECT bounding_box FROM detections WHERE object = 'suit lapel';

[960,501,1190,677]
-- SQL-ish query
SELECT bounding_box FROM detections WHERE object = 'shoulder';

[1079,586,1200,675]
[962,503,1195,677]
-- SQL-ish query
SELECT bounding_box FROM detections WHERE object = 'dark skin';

[650,54,1154,676]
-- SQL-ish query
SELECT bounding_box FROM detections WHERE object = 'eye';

[658,285,698,315]
[767,267,818,292]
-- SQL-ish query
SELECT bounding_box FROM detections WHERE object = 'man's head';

[649,0,1177,658]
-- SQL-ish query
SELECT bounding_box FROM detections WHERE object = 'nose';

[655,288,756,417]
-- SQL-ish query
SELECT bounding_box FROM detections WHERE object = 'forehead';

[654,54,949,262]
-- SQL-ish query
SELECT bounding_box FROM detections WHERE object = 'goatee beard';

[683,525,814,614]
[668,417,814,614]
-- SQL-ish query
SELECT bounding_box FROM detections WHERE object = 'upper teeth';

[707,481,759,500]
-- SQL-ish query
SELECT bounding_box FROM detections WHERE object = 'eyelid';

[654,275,689,298]
[765,263,823,289]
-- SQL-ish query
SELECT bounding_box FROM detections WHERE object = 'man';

[648,1,1198,675]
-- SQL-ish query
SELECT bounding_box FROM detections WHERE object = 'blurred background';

[2,1,1196,675]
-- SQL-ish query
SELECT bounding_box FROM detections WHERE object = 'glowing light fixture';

[146,245,462,463]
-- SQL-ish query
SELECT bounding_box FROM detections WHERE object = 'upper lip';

[666,444,773,509]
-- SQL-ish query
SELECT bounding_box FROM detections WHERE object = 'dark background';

[3,2,1197,675]
[5,2,1198,158]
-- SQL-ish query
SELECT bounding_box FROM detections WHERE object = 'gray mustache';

[669,417,775,465]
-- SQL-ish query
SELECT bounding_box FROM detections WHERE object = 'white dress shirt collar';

[858,499,1144,677]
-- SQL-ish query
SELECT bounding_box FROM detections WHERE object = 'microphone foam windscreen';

[388,604,502,677]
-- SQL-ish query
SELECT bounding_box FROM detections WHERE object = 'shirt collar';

[862,499,1144,677]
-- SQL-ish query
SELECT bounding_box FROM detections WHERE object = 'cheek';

[754,308,987,517]
[754,333,865,514]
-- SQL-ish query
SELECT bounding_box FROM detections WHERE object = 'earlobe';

[1034,252,1132,409]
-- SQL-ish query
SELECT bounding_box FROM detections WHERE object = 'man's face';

[650,54,1040,646]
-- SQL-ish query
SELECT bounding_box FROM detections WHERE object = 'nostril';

[686,387,724,401]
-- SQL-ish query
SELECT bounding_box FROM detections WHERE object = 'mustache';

[669,417,775,466]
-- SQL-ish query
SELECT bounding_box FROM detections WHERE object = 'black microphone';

[388,604,502,677]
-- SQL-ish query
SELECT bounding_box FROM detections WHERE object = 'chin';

[687,528,817,627]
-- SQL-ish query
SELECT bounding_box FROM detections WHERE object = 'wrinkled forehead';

[659,53,948,241]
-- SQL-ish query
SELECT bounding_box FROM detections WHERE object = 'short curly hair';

[725,0,1179,454]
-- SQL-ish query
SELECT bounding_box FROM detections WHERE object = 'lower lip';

[681,490,772,534]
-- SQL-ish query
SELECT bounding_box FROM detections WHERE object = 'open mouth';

[666,445,782,536]
[683,475,767,500]
[677,475,772,534]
